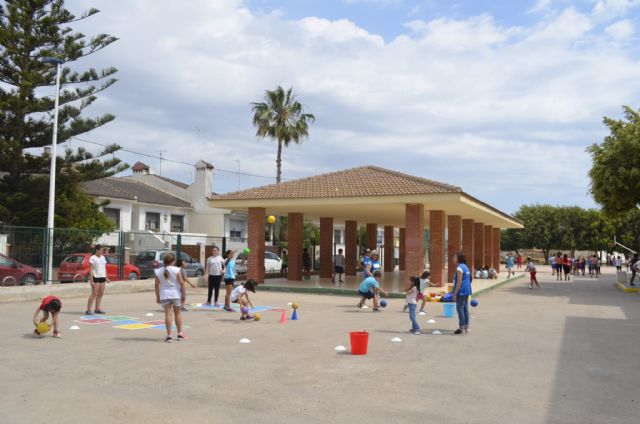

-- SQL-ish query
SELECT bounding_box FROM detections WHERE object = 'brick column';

[366,223,378,250]
[319,217,333,278]
[287,212,304,281]
[405,205,424,277]
[462,219,475,272]
[430,210,446,287]
[399,228,406,271]
[474,223,485,269]
[447,215,462,283]
[345,220,357,276]
[247,207,265,283]
[484,225,493,269]
[493,227,501,273]
[383,226,394,272]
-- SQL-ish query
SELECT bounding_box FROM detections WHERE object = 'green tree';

[0,0,126,229]
[251,86,315,184]
[587,106,640,213]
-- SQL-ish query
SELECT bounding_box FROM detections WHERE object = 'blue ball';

[470,298,478,307]
[379,299,387,308]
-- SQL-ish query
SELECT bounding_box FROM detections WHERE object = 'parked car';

[57,254,140,283]
[235,251,282,274]
[0,253,43,286]
[134,250,205,279]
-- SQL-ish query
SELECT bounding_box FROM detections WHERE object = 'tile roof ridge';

[130,178,193,207]
[365,165,461,192]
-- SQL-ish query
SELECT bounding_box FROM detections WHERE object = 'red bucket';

[349,331,369,355]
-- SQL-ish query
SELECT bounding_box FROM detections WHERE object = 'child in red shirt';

[33,296,62,338]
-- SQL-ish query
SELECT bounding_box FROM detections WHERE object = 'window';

[104,208,120,229]
[145,212,160,231]
[62,255,85,265]
[170,215,184,232]
[0,255,13,266]
[230,230,242,239]
[104,256,120,265]
[334,229,342,244]
[377,230,383,245]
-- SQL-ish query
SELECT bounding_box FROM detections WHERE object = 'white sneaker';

[418,311,427,316]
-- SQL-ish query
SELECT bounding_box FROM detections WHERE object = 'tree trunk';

[276,139,283,184]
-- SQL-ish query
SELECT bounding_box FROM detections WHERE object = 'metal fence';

[0,225,244,286]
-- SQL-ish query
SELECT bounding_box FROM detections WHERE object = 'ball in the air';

[243,247,251,255]
[253,313,261,321]
[291,302,299,310]
[470,298,478,307]
[267,215,276,224]
[379,299,387,308]
[240,306,249,314]
[37,322,50,334]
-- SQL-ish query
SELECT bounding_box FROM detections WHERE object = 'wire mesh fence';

[0,225,242,286]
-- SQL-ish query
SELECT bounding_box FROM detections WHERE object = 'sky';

[61,0,640,214]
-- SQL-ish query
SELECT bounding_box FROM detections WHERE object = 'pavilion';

[211,166,523,287]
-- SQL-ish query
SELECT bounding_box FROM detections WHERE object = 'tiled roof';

[82,178,191,208]
[212,166,461,201]
[131,161,150,171]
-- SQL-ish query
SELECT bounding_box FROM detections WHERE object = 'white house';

[82,160,248,258]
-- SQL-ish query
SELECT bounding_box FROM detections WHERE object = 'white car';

[235,251,282,274]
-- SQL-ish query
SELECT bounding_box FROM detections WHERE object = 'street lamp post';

[42,57,63,284]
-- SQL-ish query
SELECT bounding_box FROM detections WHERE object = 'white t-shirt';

[405,286,417,305]
[207,255,225,276]
[334,254,345,267]
[419,278,429,292]
[230,285,246,302]
[154,266,182,300]
[89,255,107,278]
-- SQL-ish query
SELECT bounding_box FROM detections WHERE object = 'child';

[505,253,515,277]
[33,295,62,338]
[154,253,187,343]
[176,259,196,312]
[525,257,539,289]
[331,248,345,284]
[357,270,388,311]
[302,248,312,280]
[405,276,421,335]
[204,246,225,306]
[223,250,239,312]
[230,279,257,320]
[418,271,431,315]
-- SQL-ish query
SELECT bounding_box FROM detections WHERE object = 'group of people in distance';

[550,252,603,280]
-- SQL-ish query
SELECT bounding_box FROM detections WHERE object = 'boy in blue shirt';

[357,270,388,311]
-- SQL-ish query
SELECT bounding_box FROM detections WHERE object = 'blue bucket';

[442,302,456,318]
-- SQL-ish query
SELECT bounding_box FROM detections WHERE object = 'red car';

[0,253,43,286]
[57,254,140,283]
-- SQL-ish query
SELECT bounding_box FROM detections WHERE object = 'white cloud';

[528,0,552,14]
[605,19,635,39]
[592,0,640,20]
[64,0,640,212]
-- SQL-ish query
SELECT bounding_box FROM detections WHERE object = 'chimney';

[132,161,151,175]
[194,160,213,197]
[43,146,51,156]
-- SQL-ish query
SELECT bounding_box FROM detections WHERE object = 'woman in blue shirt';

[451,251,472,335]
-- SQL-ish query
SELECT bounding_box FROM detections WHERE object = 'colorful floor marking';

[77,315,190,332]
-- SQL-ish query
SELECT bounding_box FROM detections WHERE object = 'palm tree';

[251,86,315,183]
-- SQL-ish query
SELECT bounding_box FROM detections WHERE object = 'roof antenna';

[158,150,167,176]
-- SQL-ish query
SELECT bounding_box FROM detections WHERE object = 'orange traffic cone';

[280,310,287,324]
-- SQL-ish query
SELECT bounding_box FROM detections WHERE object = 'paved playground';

[1,268,638,424]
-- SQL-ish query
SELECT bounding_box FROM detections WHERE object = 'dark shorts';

[224,278,235,286]
[358,290,374,299]
[563,265,571,273]
[93,277,106,283]
[335,266,344,273]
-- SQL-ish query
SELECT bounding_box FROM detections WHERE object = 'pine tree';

[0,0,127,229]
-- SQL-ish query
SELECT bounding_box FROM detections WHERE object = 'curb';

[258,273,526,299]
[614,282,639,293]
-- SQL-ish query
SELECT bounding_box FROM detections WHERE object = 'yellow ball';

[253,313,261,321]
[267,215,276,224]
[291,302,299,310]
[37,322,50,334]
